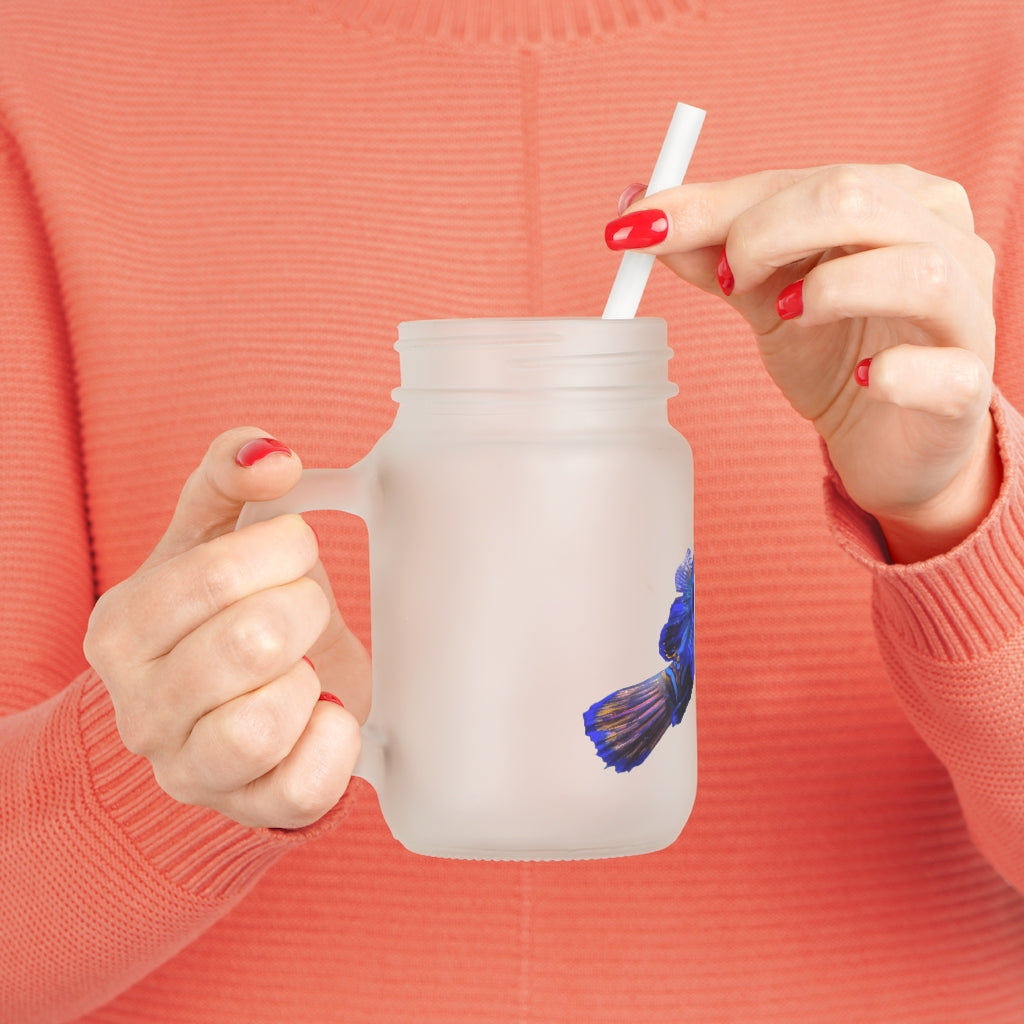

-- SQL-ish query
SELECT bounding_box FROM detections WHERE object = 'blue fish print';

[583,550,694,773]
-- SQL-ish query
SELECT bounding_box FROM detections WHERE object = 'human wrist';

[78,670,351,901]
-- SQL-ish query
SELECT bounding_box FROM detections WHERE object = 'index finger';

[115,513,320,662]
[626,163,975,257]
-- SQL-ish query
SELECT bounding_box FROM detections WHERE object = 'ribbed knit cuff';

[824,390,1024,662]
[77,669,356,903]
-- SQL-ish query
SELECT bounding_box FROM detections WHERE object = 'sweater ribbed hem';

[300,0,705,43]
[77,669,354,903]
[825,391,1024,662]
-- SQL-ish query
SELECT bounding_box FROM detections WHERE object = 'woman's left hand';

[607,164,1000,562]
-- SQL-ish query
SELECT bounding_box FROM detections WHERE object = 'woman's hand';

[84,428,369,829]
[607,164,1000,562]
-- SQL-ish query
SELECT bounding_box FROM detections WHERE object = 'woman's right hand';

[83,428,369,830]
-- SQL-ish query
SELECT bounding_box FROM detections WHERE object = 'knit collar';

[319,0,704,44]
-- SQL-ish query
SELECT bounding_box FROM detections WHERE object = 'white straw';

[602,102,706,319]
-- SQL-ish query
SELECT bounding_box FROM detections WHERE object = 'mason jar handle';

[235,464,386,792]
[235,466,373,528]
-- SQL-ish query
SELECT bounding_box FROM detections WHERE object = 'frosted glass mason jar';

[239,318,696,860]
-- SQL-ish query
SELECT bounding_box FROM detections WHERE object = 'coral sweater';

[2,1,1023,1021]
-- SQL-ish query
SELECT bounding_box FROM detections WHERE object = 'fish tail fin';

[668,659,694,726]
[583,668,675,773]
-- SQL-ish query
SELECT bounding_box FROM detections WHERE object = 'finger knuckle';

[884,162,915,180]
[222,605,290,674]
[81,622,109,674]
[946,356,990,410]
[298,574,332,629]
[927,175,975,232]
[915,353,990,421]
[150,758,203,807]
[278,762,337,826]
[221,697,292,769]
[114,703,160,757]
[810,269,845,318]
[196,551,247,612]
[908,243,953,297]
[822,165,879,224]
[938,177,970,214]
[83,587,130,669]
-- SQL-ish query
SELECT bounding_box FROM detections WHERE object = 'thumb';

[145,427,304,567]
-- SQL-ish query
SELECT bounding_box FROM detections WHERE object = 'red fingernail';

[616,182,648,216]
[716,247,734,296]
[776,280,804,320]
[604,208,669,250]
[855,358,872,387]
[302,655,316,672]
[235,437,292,467]
[318,691,345,708]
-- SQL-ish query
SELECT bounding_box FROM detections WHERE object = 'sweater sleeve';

[0,129,353,1023]
[825,392,1024,895]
